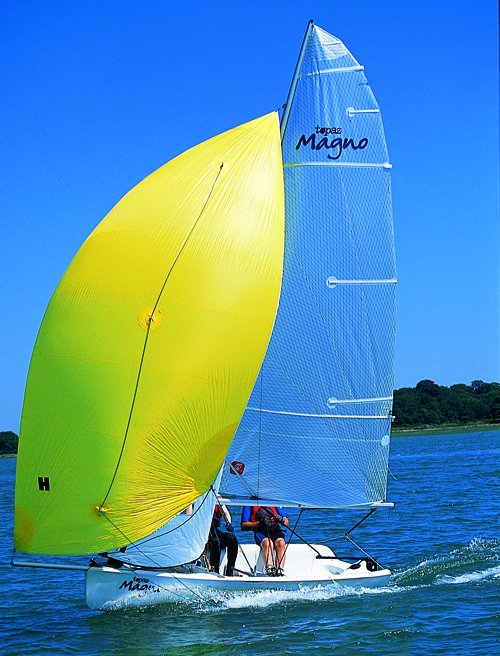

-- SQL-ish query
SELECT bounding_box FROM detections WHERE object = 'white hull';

[86,544,390,610]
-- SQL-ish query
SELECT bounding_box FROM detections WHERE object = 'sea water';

[1,431,498,655]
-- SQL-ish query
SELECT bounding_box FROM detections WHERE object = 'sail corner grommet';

[95,504,111,517]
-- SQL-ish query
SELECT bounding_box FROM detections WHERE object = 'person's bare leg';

[260,537,273,569]
[275,537,286,572]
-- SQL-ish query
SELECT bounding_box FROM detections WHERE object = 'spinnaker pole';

[280,19,314,142]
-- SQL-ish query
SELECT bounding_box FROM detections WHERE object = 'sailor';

[240,506,289,576]
[208,504,238,576]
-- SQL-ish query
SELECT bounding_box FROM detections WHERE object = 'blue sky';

[1,1,498,432]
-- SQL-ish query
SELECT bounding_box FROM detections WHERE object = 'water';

[1,431,499,655]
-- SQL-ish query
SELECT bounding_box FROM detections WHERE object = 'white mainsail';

[221,24,396,509]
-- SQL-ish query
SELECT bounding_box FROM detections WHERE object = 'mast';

[280,19,315,142]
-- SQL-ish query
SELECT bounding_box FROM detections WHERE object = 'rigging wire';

[99,512,210,604]
[276,507,385,566]
[99,163,225,512]
[388,463,398,480]
[277,508,303,570]
[92,162,226,605]
[341,507,384,567]
[120,489,212,547]
[344,508,377,537]
[280,520,323,557]
[256,372,263,499]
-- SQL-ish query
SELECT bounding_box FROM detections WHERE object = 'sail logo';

[119,576,161,594]
[230,461,245,475]
[38,476,50,491]
[296,131,368,160]
[315,125,342,135]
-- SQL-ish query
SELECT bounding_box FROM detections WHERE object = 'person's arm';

[221,504,232,523]
[276,507,289,526]
[240,522,260,531]
[240,506,259,532]
[241,519,260,531]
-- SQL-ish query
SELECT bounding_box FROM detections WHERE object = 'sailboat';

[13,22,397,610]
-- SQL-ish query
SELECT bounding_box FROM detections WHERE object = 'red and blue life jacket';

[250,506,279,523]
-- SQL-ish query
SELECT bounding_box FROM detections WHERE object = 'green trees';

[0,431,19,455]
[1,381,499,452]
[393,380,500,428]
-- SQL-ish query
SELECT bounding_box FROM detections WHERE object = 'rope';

[280,520,322,557]
[124,489,211,546]
[99,513,210,603]
[344,534,383,570]
[99,163,225,511]
[277,509,303,569]
[344,508,377,537]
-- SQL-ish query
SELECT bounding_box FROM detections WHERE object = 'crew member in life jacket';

[208,503,238,576]
[240,506,289,576]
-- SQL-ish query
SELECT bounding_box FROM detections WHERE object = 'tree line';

[1,380,499,454]
[393,379,500,428]
[0,431,19,455]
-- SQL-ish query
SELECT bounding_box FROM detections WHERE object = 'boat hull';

[85,544,390,610]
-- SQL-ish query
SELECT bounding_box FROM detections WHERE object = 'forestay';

[221,25,397,509]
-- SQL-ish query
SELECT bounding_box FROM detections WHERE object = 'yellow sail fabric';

[15,113,284,555]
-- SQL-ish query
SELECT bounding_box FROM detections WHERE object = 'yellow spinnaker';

[15,113,284,554]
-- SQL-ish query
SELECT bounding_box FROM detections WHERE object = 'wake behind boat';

[13,22,397,610]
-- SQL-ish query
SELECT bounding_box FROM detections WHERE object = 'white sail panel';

[221,25,396,508]
[107,472,222,568]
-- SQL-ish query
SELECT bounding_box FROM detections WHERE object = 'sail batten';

[285,162,392,169]
[300,65,365,76]
[246,411,390,420]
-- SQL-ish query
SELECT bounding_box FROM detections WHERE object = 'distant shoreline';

[392,423,500,437]
[2,423,499,458]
